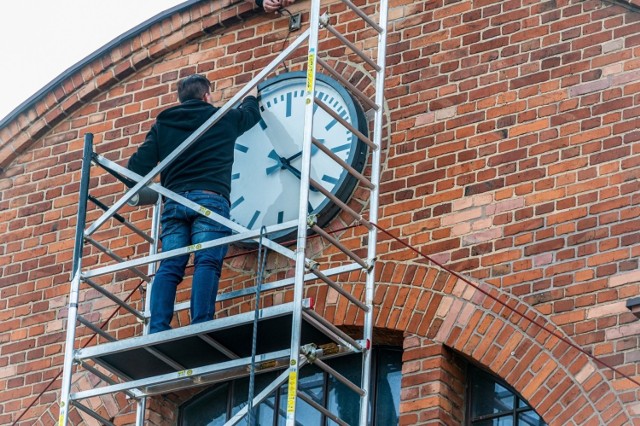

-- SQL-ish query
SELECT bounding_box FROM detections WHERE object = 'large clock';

[230,71,368,242]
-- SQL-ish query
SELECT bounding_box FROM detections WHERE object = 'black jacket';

[128,97,260,201]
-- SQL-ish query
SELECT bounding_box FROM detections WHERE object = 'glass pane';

[277,367,323,426]
[327,355,362,425]
[518,410,545,426]
[374,349,402,426]
[471,369,514,417]
[474,416,514,426]
[181,383,228,426]
[231,372,278,425]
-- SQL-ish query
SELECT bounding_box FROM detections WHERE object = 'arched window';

[179,347,401,425]
[467,364,547,426]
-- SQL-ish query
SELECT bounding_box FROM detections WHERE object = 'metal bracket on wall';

[289,13,302,31]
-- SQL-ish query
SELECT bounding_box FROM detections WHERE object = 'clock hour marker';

[259,119,267,130]
[232,173,240,180]
[235,143,249,153]
[231,196,245,210]
[277,211,284,224]
[322,174,339,184]
[325,118,338,131]
[331,143,350,153]
[308,202,313,213]
[286,92,292,117]
[247,210,261,229]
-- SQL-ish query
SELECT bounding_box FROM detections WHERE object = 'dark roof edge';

[0,0,204,129]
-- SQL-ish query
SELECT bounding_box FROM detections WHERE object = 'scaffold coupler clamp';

[301,343,320,363]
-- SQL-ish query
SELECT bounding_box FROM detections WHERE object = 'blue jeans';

[149,191,230,333]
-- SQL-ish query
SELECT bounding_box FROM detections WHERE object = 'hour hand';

[265,149,283,175]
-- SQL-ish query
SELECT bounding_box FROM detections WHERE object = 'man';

[256,0,296,13]
[128,74,261,333]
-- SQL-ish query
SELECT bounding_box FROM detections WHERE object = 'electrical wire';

[370,221,640,388]
[10,280,145,426]
[275,8,295,73]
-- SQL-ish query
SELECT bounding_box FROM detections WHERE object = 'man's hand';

[248,86,259,98]
[262,0,281,13]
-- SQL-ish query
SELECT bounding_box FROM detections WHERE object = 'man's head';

[177,74,211,103]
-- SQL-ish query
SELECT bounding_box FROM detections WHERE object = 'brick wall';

[1,0,639,424]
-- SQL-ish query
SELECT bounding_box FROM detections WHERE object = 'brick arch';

[322,260,632,426]
[0,0,257,174]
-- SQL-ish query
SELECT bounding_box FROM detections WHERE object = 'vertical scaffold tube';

[285,0,321,424]
[359,0,389,423]
[136,196,162,424]
[59,133,93,425]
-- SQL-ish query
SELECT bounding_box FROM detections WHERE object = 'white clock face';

[230,72,367,240]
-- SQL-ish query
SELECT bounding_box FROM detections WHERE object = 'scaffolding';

[58,0,388,424]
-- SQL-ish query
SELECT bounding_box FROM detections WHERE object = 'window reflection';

[180,348,402,425]
[468,365,546,426]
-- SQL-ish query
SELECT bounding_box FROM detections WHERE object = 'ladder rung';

[88,194,153,243]
[85,236,151,282]
[323,23,381,71]
[316,58,378,112]
[297,391,349,426]
[314,98,377,150]
[310,266,368,312]
[312,137,374,189]
[77,315,115,342]
[311,224,368,269]
[79,361,139,399]
[314,357,365,396]
[302,308,362,351]
[70,401,116,426]
[309,177,372,230]
[338,0,384,33]
[84,278,145,320]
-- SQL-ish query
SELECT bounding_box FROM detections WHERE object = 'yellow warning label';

[177,369,193,377]
[286,371,298,412]
[187,244,202,252]
[306,51,316,93]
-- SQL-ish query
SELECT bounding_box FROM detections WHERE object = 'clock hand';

[265,149,300,177]
[284,142,321,163]
[265,149,319,192]
[265,149,283,175]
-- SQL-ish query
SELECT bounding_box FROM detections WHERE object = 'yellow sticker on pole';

[306,50,316,93]
[286,370,298,413]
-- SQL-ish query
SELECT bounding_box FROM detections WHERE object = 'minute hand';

[281,159,319,192]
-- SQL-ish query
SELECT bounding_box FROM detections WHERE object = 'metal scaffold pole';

[57,0,389,422]
[59,133,93,425]
[284,0,322,422]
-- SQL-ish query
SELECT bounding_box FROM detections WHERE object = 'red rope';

[370,222,640,388]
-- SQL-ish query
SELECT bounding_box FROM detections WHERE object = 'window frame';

[465,363,546,425]
[178,346,402,426]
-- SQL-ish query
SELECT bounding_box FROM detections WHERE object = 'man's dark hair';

[178,74,211,103]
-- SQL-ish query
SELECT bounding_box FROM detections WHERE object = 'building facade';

[0,0,639,424]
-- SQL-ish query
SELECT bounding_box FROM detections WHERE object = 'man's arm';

[235,94,261,134]
[128,125,160,176]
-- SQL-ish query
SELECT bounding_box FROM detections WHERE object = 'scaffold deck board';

[75,299,336,382]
